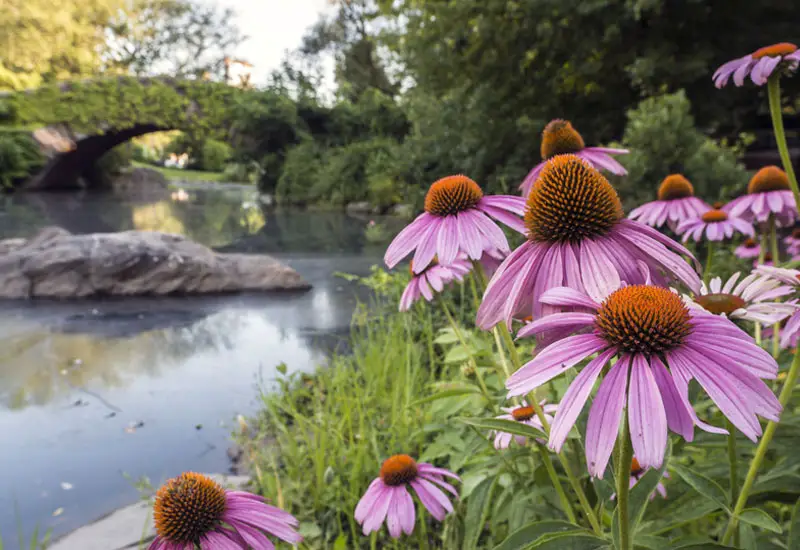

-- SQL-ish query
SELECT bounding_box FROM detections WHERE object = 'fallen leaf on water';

[60,482,73,491]
[53,508,64,517]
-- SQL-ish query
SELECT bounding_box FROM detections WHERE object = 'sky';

[222,0,336,86]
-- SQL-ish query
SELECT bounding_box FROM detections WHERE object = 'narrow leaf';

[670,463,729,510]
[412,387,482,405]
[739,508,782,534]
[464,476,498,550]
[789,497,800,550]
[494,520,579,550]
[527,531,609,549]
[458,417,546,442]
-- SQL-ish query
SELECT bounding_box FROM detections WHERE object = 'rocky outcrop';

[0,227,310,299]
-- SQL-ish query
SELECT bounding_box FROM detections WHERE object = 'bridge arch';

[1,77,242,190]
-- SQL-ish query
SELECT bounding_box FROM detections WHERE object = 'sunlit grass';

[130,160,228,183]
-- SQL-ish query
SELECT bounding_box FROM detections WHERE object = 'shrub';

[313,138,401,206]
[0,131,44,188]
[275,140,324,204]
[198,138,232,172]
[613,90,750,209]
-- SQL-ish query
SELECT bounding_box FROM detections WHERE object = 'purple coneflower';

[520,120,628,198]
[384,175,525,274]
[677,208,754,242]
[150,472,301,549]
[682,272,795,325]
[355,455,459,538]
[756,266,800,348]
[735,237,761,259]
[727,166,797,226]
[477,155,701,330]
[492,401,556,449]
[785,228,800,256]
[713,42,800,88]
[628,174,711,229]
[399,256,471,311]
[508,284,781,477]
[611,458,669,501]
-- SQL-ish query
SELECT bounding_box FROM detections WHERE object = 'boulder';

[0,227,310,299]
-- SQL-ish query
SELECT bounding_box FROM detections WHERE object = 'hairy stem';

[615,415,633,550]
[767,75,800,209]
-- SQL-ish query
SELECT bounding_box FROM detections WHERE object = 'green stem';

[497,326,603,534]
[615,414,633,550]
[537,442,579,524]
[726,419,740,548]
[767,75,800,209]
[704,241,714,284]
[721,347,800,544]
[440,300,492,402]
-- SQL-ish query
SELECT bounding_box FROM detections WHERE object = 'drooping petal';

[628,355,668,469]
[549,348,616,452]
[650,356,694,441]
[539,286,601,310]
[385,214,434,268]
[436,215,460,266]
[586,356,630,478]
[516,312,596,340]
[506,334,609,397]
[412,218,442,273]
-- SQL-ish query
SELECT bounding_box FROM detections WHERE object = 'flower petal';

[586,355,630,478]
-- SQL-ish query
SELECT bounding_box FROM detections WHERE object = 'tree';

[0,0,122,90]
[104,0,244,79]
[302,0,397,99]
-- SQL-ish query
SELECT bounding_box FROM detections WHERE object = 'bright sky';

[222,0,336,87]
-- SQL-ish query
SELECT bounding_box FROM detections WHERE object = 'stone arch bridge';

[1,77,242,190]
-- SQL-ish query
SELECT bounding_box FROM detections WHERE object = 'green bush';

[613,90,749,209]
[0,131,44,188]
[276,140,324,204]
[313,138,401,206]
[198,138,232,172]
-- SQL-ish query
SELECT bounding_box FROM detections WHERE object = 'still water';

[0,185,394,545]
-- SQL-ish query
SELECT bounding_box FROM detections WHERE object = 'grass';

[130,160,230,183]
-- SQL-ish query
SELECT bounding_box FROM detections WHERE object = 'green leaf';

[434,328,459,344]
[463,476,498,550]
[739,523,757,550]
[457,417,546,442]
[639,499,722,535]
[494,520,580,550]
[633,534,670,549]
[333,534,348,550]
[670,463,729,510]
[790,497,800,550]
[526,531,609,549]
[673,545,734,549]
[445,346,471,363]
[412,387,482,405]
[628,444,670,529]
[739,508,782,534]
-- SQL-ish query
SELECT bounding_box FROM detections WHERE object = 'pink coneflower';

[149,472,301,549]
[477,155,701,330]
[492,401,557,449]
[384,175,525,273]
[713,42,800,88]
[756,266,800,348]
[682,272,796,325]
[735,237,761,259]
[355,455,459,538]
[399,256,471,311]
[784,228,800,256]
[727,166,797,226]
[628,174,711,229]
[520,120,628,198]
[509,284,781,477]
[677,208,754,242]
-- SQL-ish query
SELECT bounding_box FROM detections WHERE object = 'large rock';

[0,227,310,299]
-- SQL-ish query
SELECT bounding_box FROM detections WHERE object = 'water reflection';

[0,185,389,545]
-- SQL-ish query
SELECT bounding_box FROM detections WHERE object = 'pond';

[0,185,398,546]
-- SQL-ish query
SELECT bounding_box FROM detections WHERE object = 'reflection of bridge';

[2,77,240,191]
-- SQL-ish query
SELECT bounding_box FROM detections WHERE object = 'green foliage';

[197,139,231,172]
[275,140,324,204]
[6,77,240,142]
[0,131,44,188]
[92,143,133,188]
[314,138,400,206]
[613,90,750,209]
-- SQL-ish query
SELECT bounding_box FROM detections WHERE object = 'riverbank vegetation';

[2,1,798,202]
